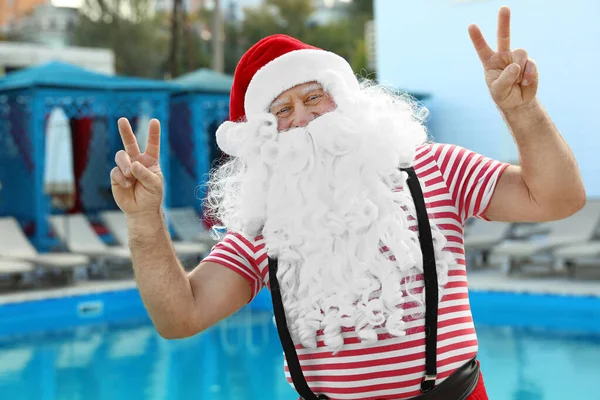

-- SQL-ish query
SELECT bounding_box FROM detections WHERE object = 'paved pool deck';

[1,265,600,306]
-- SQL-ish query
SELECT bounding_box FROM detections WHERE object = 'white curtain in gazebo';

[136,114,151,153]
[44,107,75,208]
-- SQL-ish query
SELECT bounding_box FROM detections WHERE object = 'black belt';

[267,167,479,399]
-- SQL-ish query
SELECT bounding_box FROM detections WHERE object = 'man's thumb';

[130,162,161,192]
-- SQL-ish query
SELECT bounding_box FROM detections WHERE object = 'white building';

[0,42,115,76]
[7,4,78,47]
[0,2,114,76]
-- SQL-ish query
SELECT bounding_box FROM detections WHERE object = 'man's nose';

[293,106,314,128]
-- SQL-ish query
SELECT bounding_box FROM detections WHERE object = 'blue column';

[159,93,171,212]
[31,91,50,250]
[193,95,210,216]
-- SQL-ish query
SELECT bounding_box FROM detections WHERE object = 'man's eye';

[276,107,291,115]
[307,94,322,103]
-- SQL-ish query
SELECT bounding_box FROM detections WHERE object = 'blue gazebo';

[0,61,175,250]
[168,68,232,219]
[166,70,431,223]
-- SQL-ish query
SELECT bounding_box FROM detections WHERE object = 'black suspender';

[268,258,320,399]
[404,167,439,392]
[267,167,439,399]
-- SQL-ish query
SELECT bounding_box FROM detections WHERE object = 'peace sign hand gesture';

[110,118,164,216]
[469,7,539,112]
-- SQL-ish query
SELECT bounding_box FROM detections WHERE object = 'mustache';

[260,115,362,172]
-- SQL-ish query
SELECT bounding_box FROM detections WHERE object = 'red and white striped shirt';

[202,143,509,399]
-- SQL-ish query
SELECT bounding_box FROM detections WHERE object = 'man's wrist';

[500,98,542,120]
[500,98,548,135]
[126,210,166,243]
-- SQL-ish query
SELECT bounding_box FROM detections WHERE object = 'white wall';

[375,0,600,196]
[0,42,115,75]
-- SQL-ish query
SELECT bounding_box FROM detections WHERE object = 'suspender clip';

[420,374,437,392]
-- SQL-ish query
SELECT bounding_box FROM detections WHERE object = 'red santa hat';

[228,34,359,122]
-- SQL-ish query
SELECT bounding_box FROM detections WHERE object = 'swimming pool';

[0,289,599,400]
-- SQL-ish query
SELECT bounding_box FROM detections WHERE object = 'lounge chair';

[0,258,36,289]
[491,201,600,273]
[552,241,600,277]
[511,222,551,238]
[99,210,208,263]
[464,219,512,267]
[0,217,89,284]
[48,214,132,278]
[166,207,219,248]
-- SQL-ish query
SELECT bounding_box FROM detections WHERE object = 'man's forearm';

[502,99,586,212]
[126,212,198,338]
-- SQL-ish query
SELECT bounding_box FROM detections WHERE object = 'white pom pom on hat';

[215,120,242,157]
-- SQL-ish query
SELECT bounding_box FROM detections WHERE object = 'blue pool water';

[0,308,599,400]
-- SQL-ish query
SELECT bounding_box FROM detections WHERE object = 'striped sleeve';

[201,231,264,302]
[430,143,510,222]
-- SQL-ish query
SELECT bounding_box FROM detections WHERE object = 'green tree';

[351,38,370,78]
[328,0,375,77]
[226,0,374,76]
[72,0,168,78]
[237,3,284,50]
[349,0,374,18]
[169,9,213,77]
[73,0,210,78]
[269,0,314,39]
[224,21,243,75]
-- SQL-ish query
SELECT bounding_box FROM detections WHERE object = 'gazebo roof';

[174,68,233,93]
[0,61,175,91]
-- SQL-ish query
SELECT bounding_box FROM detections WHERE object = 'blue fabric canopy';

[174,68,233,93]
[0,61,176,91]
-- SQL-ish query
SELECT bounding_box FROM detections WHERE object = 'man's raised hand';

[469,6,539,112]
[110,117,164,216]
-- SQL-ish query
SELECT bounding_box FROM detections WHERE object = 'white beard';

[208,84,455,352]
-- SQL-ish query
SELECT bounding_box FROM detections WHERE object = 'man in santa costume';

[110,7,585,400]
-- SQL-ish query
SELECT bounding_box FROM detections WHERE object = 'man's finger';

[118,118,141,158]
[145,119,161,161]
[110,166,133,188]
[115,150,133,178]
[468,24,495,64]
[511,48,528,83]
[521,58,538,88]
[491,63,520,97]
[497,6,511,53]
[521,59,539,104]
[129,161,162,193]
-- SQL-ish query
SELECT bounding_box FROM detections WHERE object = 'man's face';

[269,81,337,132]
